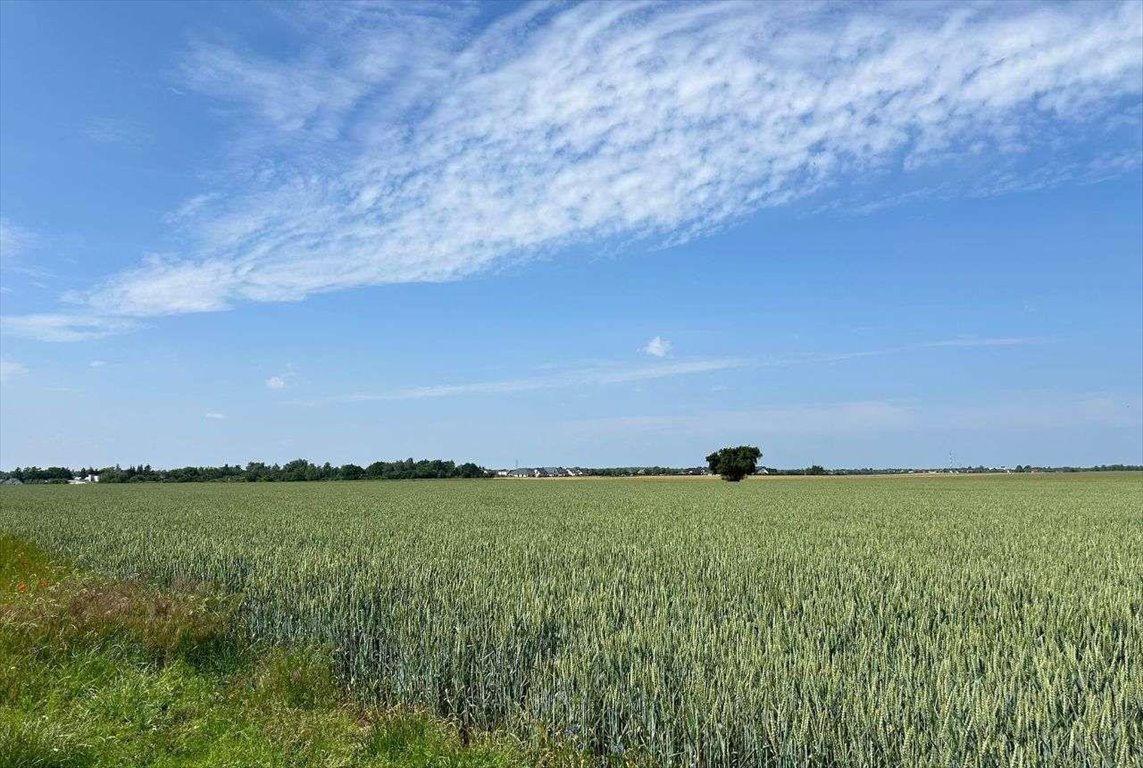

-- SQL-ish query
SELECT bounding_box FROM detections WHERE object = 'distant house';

[506,468,536,478]
[1,477,22,486]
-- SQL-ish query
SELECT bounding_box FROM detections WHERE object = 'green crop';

[2,473,1140,766]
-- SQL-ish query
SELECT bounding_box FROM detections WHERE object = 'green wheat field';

[2,473,1140,766]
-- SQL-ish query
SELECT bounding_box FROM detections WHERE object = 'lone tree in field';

[705,445,762,482]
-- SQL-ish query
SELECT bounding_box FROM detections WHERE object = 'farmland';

[1,473,1140,766]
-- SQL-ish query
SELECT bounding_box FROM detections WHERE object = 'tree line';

[2,461,1140,484]
[1,458,488,484]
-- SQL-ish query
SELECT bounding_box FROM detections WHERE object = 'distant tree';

[806,464,827,476]
[14,466,75,482]
[338,464,364,481]
[705,446,762,482]
[282,459,311,482]
[245,462,269,482]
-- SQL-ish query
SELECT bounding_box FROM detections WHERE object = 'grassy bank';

[0,536,588,768]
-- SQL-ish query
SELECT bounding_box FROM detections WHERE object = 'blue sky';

[1,0,1141,469]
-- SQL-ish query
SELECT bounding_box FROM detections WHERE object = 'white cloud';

[89,360,108,368]
[0,314,140,342]
[0,218,34,264]
[266,375,287,390]
[204,411,226,420]
[178,1,474,140]
[640,336,672,358]
[0,359,29,384]
[0,218,58,283]
[5,1,1142,330]
[312,358,745,404]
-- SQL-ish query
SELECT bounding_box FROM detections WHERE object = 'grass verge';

[0,536,591,768]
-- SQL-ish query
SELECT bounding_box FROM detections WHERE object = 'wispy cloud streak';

[0,218,34,264]
[0,359,29,385]
[84,117,153,146]
[306,336,1046,405]
[792,336,1053,364]
[4,1,1141,337]
[0,314,141,342]
[309,358,747,404]
[569,392,1142,438]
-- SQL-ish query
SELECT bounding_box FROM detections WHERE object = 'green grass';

[0,536,571,768]
[2,473,1142,766]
